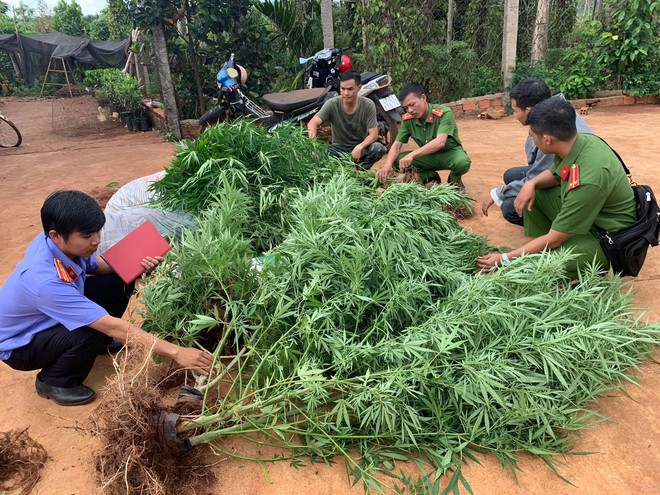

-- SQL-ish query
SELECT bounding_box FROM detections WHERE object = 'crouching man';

[376,83,471,190]
[0,190,213,406]
[476,98,636,279]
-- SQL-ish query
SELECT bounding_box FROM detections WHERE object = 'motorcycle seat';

[360,71,383,84]
[262,87,329,112]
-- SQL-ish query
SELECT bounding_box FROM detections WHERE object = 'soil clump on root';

[0,428,49,495]
[92,344,216,494]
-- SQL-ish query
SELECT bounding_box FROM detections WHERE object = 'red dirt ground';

[1,97,659,494]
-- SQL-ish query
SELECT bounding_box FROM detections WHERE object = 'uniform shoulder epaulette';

[568,163,580,190]
[54,258,73,283]
[402,113,414,120]
[432,107,444,118]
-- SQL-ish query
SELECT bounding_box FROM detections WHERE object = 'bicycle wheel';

[0,116,22,147]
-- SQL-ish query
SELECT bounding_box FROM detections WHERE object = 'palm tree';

[320,0,333,49]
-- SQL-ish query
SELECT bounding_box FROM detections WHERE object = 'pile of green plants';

[83,68,142,114]
[139,163,660,493]
[150,120,362,252]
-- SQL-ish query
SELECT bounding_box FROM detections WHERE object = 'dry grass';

[0,428,49,495]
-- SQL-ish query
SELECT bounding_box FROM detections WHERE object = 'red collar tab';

[54,258,73,283]
[568,164,580,190]
[559,165,570,181]
[402,113,414,121]
[66,265,79,281]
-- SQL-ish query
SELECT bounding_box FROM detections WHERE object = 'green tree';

[35,0,53,33]
[53,0,86,36]
[89,10,112,40]
[106,0,132,39]
[595,0,660,94]
[1,1,37,32]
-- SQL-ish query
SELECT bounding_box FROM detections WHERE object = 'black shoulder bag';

[597,142,660,277]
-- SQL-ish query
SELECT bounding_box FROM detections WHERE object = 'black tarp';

[0,32,128,85]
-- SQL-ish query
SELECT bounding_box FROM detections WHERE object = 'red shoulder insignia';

[54,258,73,283]
[432,108,444,118]
[559,165,570,181]
[402,113,414,121]
[568,164,580,190]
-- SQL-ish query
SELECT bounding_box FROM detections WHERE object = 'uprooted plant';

[0,428,49,495]
[127,174,660,494]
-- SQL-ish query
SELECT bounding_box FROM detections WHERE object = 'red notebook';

[101,221,172,284]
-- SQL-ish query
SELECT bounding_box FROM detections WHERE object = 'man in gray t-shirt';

[481,78,593,226]
[308,70,386,170]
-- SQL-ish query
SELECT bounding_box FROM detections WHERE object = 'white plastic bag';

[99,172,197,254]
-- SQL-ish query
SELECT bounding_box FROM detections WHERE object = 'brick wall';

[444,93,659,118]
[144,93,659,134]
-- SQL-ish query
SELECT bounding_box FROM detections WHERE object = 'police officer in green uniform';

[377,83,471,187]
[476,97,636,278]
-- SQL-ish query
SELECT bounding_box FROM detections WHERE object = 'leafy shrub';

[471,66,503,97]
[83,68,125,88]
[421,42,479,103]
[622,50,660,96]
[83,68,142,113]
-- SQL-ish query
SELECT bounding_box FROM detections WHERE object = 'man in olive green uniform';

[377,83,471,187]
[476,97,635,278]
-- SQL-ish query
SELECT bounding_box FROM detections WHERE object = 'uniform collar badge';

[559,165,570,181]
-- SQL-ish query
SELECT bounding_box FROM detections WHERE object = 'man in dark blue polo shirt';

[0,190,213,406]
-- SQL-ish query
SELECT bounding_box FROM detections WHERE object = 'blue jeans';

[500,166,528,226]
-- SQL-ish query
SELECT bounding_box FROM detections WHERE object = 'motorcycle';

[199,49,402,150]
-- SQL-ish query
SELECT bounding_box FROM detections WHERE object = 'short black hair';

[527,97,577,142]
[41,190,105,240]
[399,83,426,101]
[510,78,551,109]
[339,70,360,85]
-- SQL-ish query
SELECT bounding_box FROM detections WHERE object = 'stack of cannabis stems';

[138,122,660,494]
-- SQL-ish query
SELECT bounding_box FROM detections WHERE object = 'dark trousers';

[500,166,528,226]
[4,275,135,388]
[328,142,387,170]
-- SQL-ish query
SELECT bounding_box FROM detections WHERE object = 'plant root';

[0,428,49,495]
[93,342,215,495]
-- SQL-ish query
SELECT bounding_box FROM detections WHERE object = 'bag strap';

[596,136,636,185]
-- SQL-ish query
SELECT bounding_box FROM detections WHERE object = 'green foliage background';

[1,0,658,112]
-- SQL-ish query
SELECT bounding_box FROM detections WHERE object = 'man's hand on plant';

[377,165,393,183]
[475,253,503,271]
[351,145,363,163]
[174,347,214,375]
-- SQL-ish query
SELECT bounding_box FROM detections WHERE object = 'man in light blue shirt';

[0,190,213,406]
[481,78,593,225]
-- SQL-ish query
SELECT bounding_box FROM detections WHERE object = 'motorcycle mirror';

[299,57,309,64]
